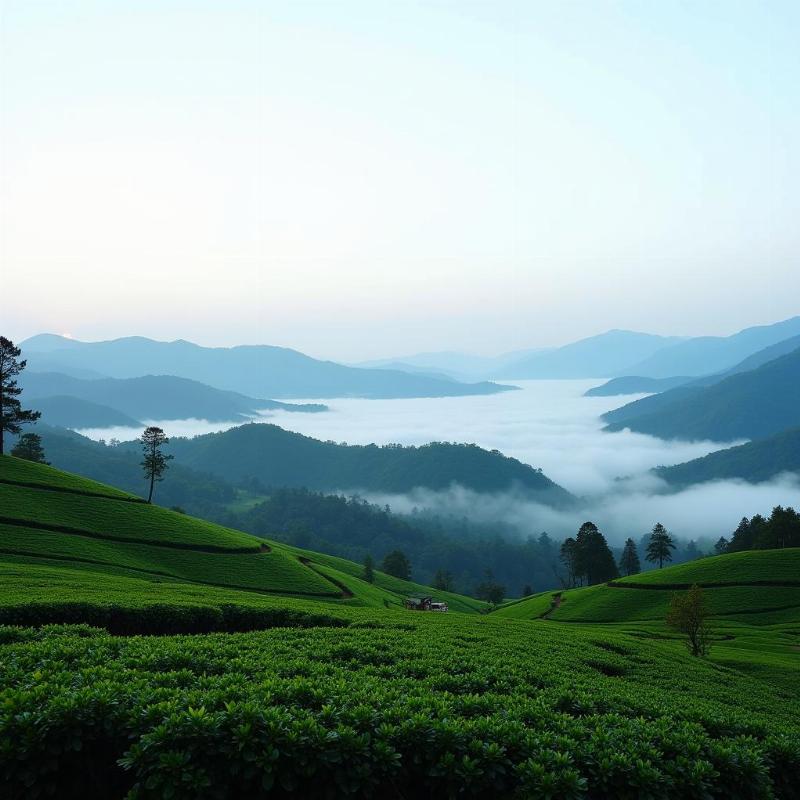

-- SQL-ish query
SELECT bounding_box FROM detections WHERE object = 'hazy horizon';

[3,1,798,360]
[12,310,799,365]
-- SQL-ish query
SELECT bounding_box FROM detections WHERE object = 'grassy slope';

[495,550,800,623]
[3,461,800,796]
[0,456,481,616]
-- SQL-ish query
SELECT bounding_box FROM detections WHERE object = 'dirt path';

[540,592,562,619]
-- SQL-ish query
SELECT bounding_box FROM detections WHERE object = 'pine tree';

[574,522,618,585]
[381,550,411,580]
[559,537,579,588]
[10,432,48,464]
[140,426,173,503]
[618,538,641,576]
[728,517,753,552]
[713,536,728,555]
[646,523,676,568]
[0,337,41,455]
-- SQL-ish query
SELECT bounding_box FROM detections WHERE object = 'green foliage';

[667,584,712,657]
[475,570,506,604]
[646,523,676,568]
[0,459,486,619]
[619,537,641,576]
[433,568,454,591]
[0,479,259,551]
[227,486,564,595]
[0,336,41,454]
[381,550,411,581]
[362,554,374,583]
[0,524,337,596]
[656,427,800,487]
[496,550,800,624]
[166,423,574,504]
[1,618,798,799]
[140,426,173,503]
[574,522,618,585]
[9,433,48,464]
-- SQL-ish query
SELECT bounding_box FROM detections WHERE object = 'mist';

[354,474,800,548]
[264,379,799,545]
[76,379,800,545]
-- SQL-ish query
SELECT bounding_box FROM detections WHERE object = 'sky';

[2,1,798,360]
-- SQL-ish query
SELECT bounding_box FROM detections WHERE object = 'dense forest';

[163,423,575,505]
[655,428,800,486]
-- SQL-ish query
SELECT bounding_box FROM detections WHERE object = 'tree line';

[558,522,676,588]
[714,507,800,553]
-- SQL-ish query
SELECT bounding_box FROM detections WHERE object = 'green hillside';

[164,422,575,505]
[2,457,800,798]
[655,427,800,486]
[495,549,800,624]
[0,456,483,627]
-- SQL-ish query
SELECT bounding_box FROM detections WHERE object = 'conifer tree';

[10,432,48,464]
[0,337,40,455]
[140,426,173,503]
[618,538,641,576]
[646,523,675,568]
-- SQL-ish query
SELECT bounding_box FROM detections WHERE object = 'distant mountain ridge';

[584,375,693,397]
[493,330,684,379]
[20,335,515,400]
[20,371,322,427]
[655,428,800,487]
[604,346,800,442]
[622,316,800,378]
[586,332,800,398]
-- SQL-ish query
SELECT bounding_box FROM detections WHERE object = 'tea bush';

[2,617,798,799]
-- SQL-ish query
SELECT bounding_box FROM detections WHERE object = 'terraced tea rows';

[2,616,798,799]
[496,549,800,623]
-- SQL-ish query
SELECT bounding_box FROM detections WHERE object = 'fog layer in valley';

[77,380,799,545]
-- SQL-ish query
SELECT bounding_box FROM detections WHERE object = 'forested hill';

[655,428,800,487]
[603,346,800,441]
[164,423,575,506]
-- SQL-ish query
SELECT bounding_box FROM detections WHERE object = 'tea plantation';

[1,456,799,798]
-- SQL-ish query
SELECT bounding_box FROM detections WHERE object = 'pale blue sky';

[2,1,798,359]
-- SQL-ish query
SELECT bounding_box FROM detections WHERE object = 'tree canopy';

[646,523,676,568]
[0,337,40,455]
[140,426,173,503]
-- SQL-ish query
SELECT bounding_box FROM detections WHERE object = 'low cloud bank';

[354,473,800,547]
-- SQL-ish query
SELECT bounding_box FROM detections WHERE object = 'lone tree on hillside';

[363,554,375,583]
[618,538,641,577]
[646,523,676,569]
[11,433,48,464]
[140,426,173,503]
[666,584,712,657]
[0,337,40,455]
[381,549,411,581]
